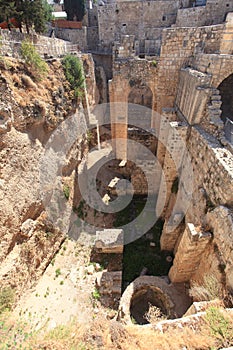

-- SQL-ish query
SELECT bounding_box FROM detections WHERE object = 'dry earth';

[13,238,103,331]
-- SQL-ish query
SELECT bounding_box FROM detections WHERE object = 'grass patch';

[0,287,15,314]
[190,275,221,301]
[63,184,70,200]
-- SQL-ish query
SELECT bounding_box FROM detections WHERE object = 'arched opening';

[218,73,233,143]
[128,85,153,109]
[128,85,153,130]
[218,73,233,123]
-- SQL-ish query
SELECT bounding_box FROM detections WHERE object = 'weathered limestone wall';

[187,127,233,207]
[220,13,233,55]
[189,206,233,291]
[175,0,233,27]
[191,53,233,88]
[0,29,77,57]
[175,67,211,125]
[157,24,224,113]
[109,58,158,159]
[166,126,233,287]
[169,223,212,283]
[54,27,88,50]
[97,0,180,47]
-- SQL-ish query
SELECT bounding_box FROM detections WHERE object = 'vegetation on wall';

[21,40,48,79]
[62,54,85,98]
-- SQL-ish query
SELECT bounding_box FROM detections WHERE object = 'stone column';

[109,79,129,160]
[169,223,212,283]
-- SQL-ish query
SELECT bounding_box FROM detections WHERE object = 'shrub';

[63,184,70,200]
[0,287,15,313]
[144,304,166,324]
[151,60,157,67]
[190,275,221,301]
[92,287,100,300]
[55,268,61,278]
[205,307,233,348]
[62,54,85,98]
[21,40,48,79]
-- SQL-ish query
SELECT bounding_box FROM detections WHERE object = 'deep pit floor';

[13,239,104,330]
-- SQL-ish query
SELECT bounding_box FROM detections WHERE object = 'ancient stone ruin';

[0,0,233,341]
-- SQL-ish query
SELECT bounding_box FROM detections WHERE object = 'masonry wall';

[54,27,87,50]
[157,24,224,113]
[97,0,180,46]
[109,58,158,159]
[0,29,77,57]
[175,0,233,27]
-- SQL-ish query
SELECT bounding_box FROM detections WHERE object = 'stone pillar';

[220,13,233,55]
[169,223,212,283]
[109,79,129,160]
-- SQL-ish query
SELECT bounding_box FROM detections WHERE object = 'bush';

[21,40,48,79]
[62,54,85,98]
[144,304,166,324]
[63,184,70,200]
[205,307,233,348]
[190,275,221,301]
[0,287,15,314]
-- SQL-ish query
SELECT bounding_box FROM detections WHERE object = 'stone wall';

[169,223,212,283]
[175,0,233,27]
[54,27,87,50]
[191,53,233,88]
[97,0,180,47]
[188,127,233,207]
[165,126,233,288]
[0,29,79,57]
[157,24,224,113]
[109,58,158,159]
[220,12,233,55]
[175,67,211,125]
[192,206,233,291]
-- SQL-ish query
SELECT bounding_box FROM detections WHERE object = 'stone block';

[95,229,124,253]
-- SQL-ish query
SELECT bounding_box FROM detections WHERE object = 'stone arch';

[218,73,233,123]
[128,85,153,109]
[127,85,153,130]
[217,73,233,143]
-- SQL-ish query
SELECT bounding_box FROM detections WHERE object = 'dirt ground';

[13,239,102,331]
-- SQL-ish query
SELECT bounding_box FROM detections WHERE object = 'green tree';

[64,0,86,22]
[0,1,18,30]
[62,54,85,98]
[15,0,52,34]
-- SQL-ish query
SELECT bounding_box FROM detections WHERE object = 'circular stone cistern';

[118,276,191,325]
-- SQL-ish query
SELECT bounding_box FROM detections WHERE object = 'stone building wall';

[109,58,158,159]
[0,29,79,57]
[157,24,224,113]
[97,0,180,47]
[54,27,88,50]
[175,0,233,27]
